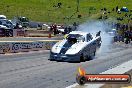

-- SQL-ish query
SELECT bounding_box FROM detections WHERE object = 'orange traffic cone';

[48,34,51,38]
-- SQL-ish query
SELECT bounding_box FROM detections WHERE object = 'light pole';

[77,0,80,12]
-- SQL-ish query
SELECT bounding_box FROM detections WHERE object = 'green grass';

[0,0,131,24]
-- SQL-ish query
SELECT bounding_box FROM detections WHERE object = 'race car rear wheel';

[80,54,86,62]
[88,51,96,60]
[93,51,96,56]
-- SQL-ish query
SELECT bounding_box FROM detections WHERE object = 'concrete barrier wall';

[13,29,25,37]
[0,40,59,54]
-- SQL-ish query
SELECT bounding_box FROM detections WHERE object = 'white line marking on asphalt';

[0,40,60,42]
[66,59,132,88]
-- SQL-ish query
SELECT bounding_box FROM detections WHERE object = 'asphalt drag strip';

[0,43,131,88]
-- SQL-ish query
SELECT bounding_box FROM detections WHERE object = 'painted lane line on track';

[66,59,132,88]
[0,40,60,42]
[1,50,49,56]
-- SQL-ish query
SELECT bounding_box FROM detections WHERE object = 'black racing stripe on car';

[59,41,73,54]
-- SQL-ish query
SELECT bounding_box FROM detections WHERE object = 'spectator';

[53,24,58,35]
[50,25,54,31]
[101,8,103,11]
[64,28,68,34]
[122,24,125,30]
[129,14,131,17]
[124,30,131,44]
[104,8,107,11]
[125,13,128,17]
[126,24,128,30]
[57,2,62,8]
[116,6,118,12]
[68,26,72,33]
[114,36,118,42]
[73,22,78,30]
[116,23,120,30]
[112,8,115,11]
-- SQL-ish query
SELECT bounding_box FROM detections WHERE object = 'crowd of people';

[99,6,132,44]
[113,22,132,44]
[49,22,78,35]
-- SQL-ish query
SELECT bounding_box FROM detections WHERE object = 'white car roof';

[69,31,88,36]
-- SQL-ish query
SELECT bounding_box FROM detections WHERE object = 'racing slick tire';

[88,51,96,60]
[93,51,96,56]
[80,54,87,62]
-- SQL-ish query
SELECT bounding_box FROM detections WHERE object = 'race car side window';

[77,36,85,42]
[66,34,85,42]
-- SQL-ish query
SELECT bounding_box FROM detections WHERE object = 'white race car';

[50,31,101,62]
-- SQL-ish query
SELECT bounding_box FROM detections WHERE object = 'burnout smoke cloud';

[77,20,114,55]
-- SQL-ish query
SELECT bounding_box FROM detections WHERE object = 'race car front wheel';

[80,54,85,62]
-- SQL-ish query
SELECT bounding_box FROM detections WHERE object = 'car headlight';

[51,46,57,53]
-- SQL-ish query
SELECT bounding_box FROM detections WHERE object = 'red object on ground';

[48,34,51,38]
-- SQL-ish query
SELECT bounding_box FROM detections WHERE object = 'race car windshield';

[66,34,84,43]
